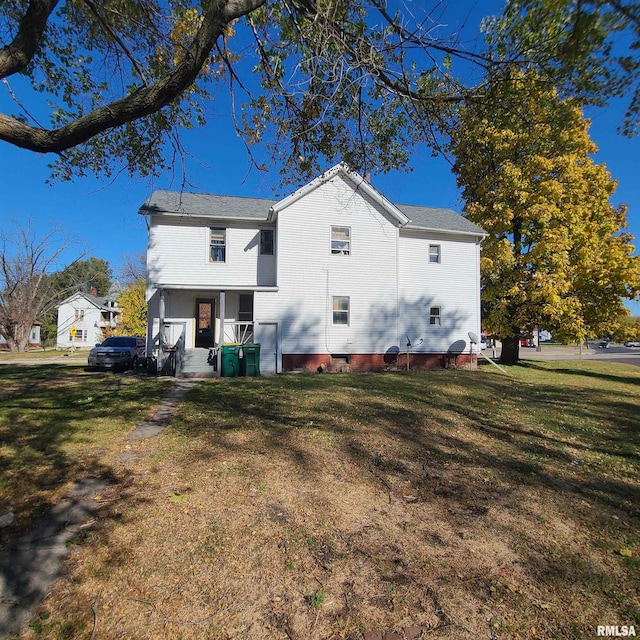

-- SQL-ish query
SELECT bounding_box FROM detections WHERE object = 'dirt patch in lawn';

[16,363,640,639]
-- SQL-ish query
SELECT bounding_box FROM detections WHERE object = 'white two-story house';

[140,163,485,375]
[56,288,121,349]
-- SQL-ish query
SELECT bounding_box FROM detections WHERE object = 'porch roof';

[151,284,279,292]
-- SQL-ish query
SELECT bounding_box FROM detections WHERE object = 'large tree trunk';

[500,336,520,365]
[6,337,24,353]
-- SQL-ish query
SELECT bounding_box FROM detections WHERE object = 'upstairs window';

[74,309,85,320]
[210,228,226,262]
[429,244,441,264]
[332,296,350,325]
[429,306,441,326]
[260,229,274,255]
[331,226,351,255]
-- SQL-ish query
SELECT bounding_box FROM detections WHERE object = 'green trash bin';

[239,343,261,377]
[221,345,240,377]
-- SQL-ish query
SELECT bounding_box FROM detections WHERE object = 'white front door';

[256,322,278,374]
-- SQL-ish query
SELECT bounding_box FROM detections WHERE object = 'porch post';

[159,288,166,367]
[218,291,225,373]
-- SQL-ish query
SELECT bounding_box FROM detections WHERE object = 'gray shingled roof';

[140,190,485,236]
[79,293,118,311]
[397,204,485,235]
[139,190,276,220]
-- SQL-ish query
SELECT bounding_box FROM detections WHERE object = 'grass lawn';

[0,350,87,361]
[0,365,172,550]
[2,361,638,640]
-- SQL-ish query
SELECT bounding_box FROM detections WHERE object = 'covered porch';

[148,287,261,377]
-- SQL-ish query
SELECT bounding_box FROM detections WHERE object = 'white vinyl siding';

[399,231,481,352]
[148,218,272,288]
[259,173,400,355]
[56,295,112,349]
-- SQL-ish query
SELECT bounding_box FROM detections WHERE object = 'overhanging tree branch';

[0,0,266,153]
[0,0,59,78]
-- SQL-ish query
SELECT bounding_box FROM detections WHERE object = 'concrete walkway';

[0,379,197,639]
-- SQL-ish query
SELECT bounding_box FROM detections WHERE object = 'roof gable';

[268,163,410,226]
[56,291,118,311]
[138,163,485,238]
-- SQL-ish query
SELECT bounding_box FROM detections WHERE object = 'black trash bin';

[239,343,261,377]
[147,356,158,376]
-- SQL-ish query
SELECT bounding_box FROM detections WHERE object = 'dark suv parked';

[87,336,145,371]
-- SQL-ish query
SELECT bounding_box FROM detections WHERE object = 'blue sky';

[0,2,639,315]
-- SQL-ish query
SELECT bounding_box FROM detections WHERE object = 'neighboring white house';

[56,288,121,349]
[140,163,486,375]
[0,324,41,349]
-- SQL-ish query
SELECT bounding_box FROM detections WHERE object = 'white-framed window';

[260,229,274,255]
[332,296,350,325]
[210,227,226,262]
[70,329,88,342]
[429,244,441,264]
[238,294,253,322]
[74,309,85,320]
[331,226,351,255]
[429,306,441,326]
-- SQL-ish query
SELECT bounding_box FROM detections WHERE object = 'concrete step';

[180,348,218,378]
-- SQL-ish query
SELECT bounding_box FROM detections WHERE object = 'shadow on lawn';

[520,359,640,387]
[162,368,640,633]
[0,365,168,549]
[170,368,640,519]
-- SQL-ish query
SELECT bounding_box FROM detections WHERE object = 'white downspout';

[159,288,165,369]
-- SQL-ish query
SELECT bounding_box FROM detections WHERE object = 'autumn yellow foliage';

[117,279,147,337]
[452,71,640,361]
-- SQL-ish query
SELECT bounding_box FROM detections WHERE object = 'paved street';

[496,344,640,367]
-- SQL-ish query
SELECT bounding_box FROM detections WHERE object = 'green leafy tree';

[49,257,112,297]
[117,279,147,337]
[451,70,640,365]
[0,2,637,183]
[487,0,640,136]
[611,314,640,342]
